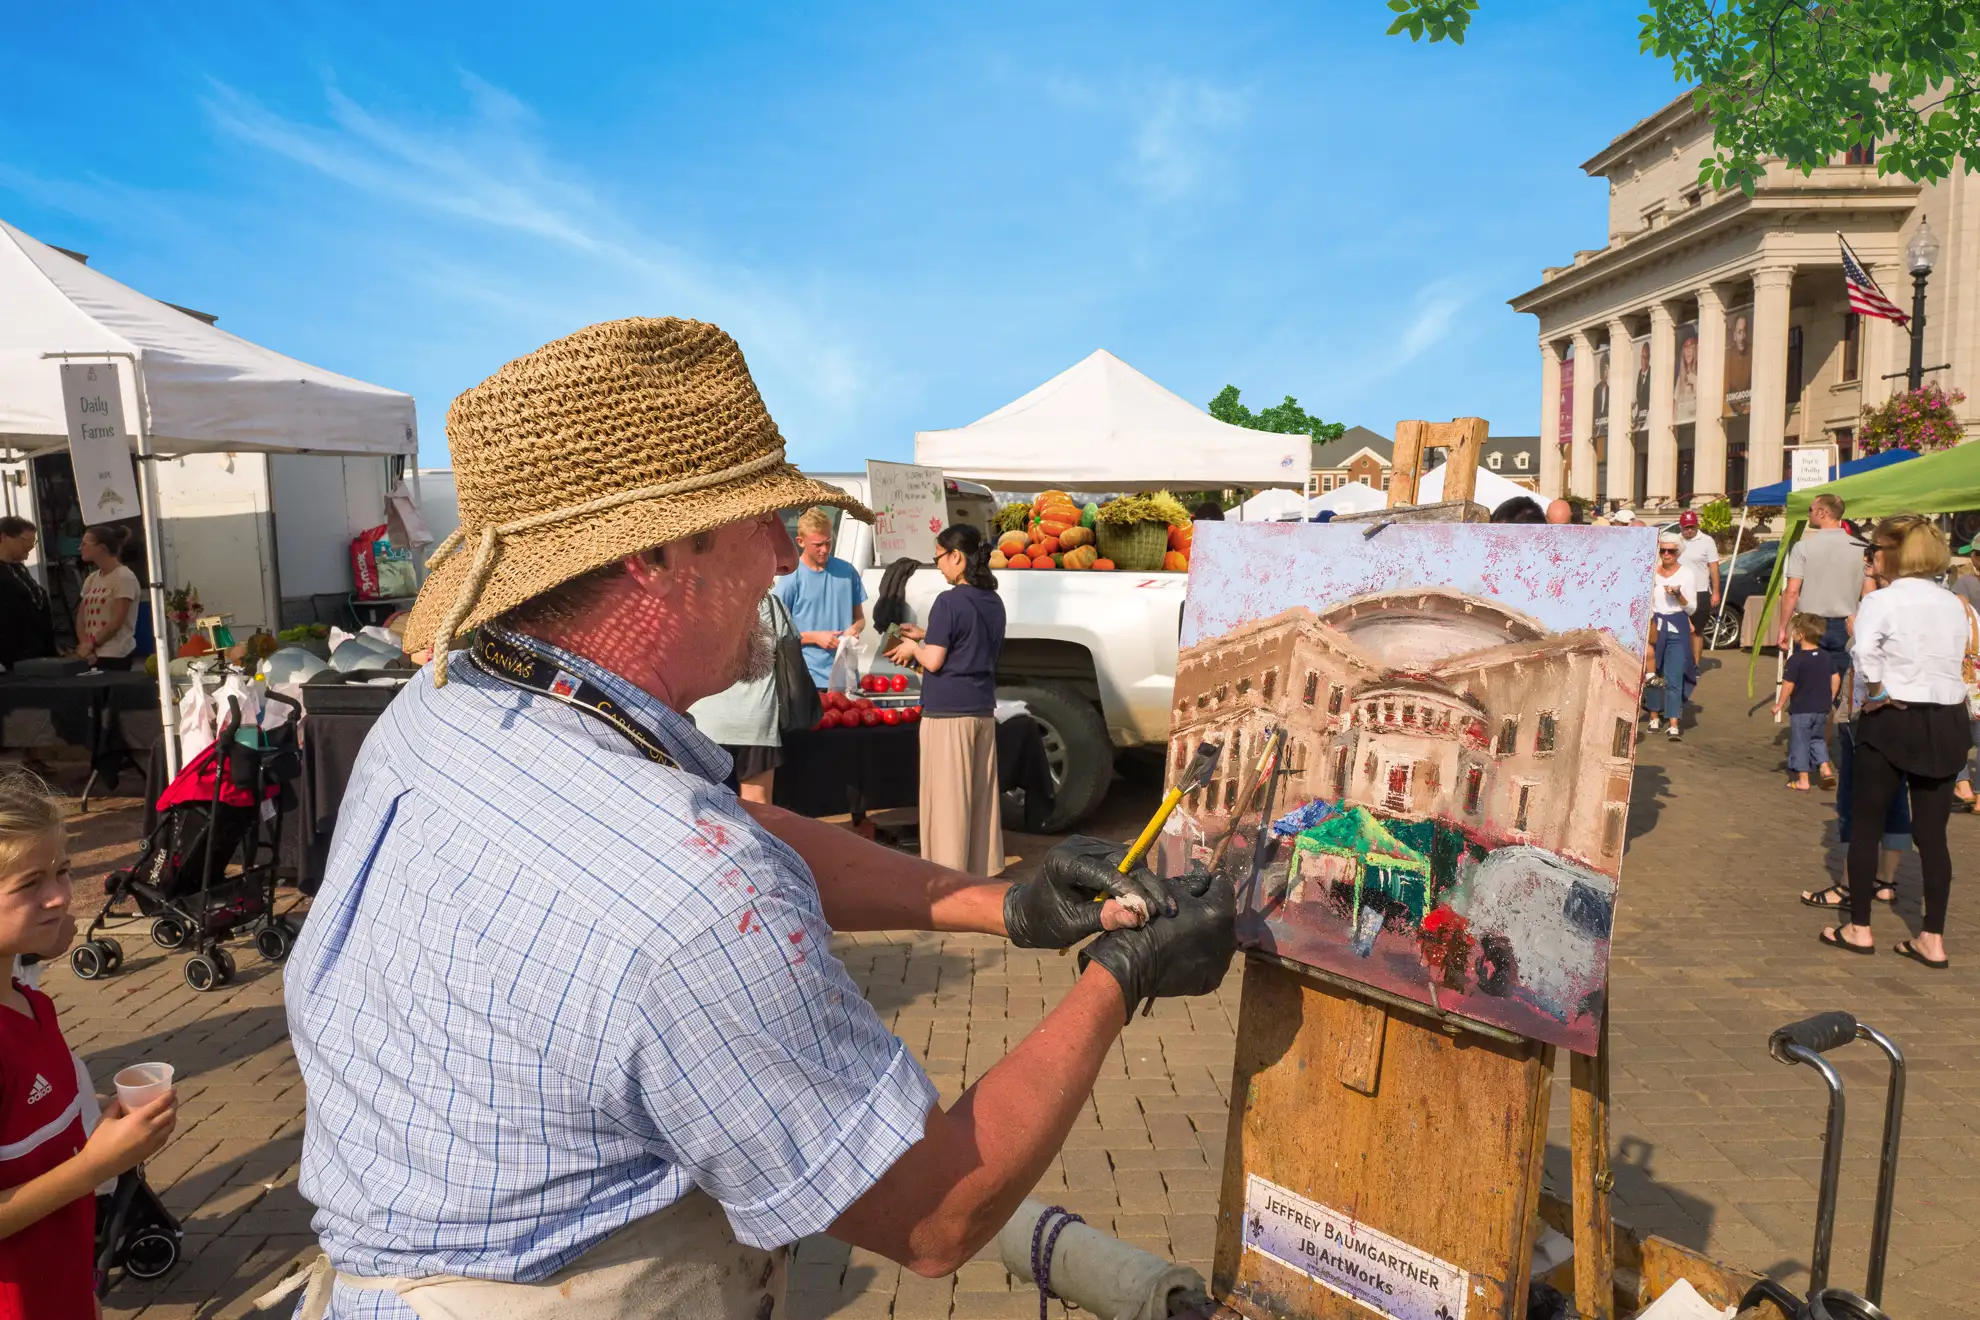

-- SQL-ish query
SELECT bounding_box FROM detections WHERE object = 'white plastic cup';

[114,1062,175,1111]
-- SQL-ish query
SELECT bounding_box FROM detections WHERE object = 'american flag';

[1839,233,1908,325]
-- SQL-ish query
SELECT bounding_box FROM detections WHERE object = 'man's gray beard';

[728,610,777,687]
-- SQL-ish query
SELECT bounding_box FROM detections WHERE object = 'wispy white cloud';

[201,74,875,422]
[1393,280,1467,363]
[1124,75,1246,202]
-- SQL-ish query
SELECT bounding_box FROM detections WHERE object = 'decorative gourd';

[1033,489,1072,511]
[1081,503,1099,529]
[997,531,1029,557]
[1162,550,1190,572]
[1036,536,1060,556]
[1006,553,1032,569]
[1168,523,1195,555]
[1037,519,1074,539]
[1063,544,1099,570]
[989,550,1008,569]
[1032,555,1056,569]
[1039,503,1081,524]
[1057,526,1094,550]
[1092,558,1116,570]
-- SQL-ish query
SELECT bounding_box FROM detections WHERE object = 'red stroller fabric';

[154,742,278,813]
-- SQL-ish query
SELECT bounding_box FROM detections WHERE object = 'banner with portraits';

[1557,350,1574,449]
[1724,304,1754,416]
[1591,343,1611,440]
[1673,321,1699,424]
[1629,334,1651,434]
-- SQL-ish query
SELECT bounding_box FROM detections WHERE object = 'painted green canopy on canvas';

[1295,805,1430,874]
[1747,442,1980,689]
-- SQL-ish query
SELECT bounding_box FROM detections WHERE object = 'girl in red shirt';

[0,774,178,1319]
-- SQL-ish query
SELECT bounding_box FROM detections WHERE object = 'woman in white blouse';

[1641,532,1696,739]
[1823,515,1974,969]
[75,524,140,670]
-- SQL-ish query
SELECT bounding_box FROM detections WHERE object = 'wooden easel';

[1205,437,1785,1319]
[1210,437,1615,1320]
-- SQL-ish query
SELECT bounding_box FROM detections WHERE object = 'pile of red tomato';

[817,687,921,729]
[860,673,912,694]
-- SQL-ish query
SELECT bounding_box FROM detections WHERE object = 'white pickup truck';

[799,473,1186,828]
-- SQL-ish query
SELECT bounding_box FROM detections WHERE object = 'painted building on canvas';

[1169,587,1642,877]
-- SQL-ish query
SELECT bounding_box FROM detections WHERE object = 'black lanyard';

[467,630,679,770]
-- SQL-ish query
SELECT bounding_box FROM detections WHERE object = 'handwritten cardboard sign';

[61,362,142,520]
[866,459,945,563]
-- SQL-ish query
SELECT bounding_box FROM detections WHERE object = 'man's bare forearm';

[742,800,1007,934]
[829,965,1125,1275]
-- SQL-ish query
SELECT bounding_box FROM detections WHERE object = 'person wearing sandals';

[1818,515,1973,969]
[1953,537,1980,815]
[1642,533,1696,740]
[1805,549,1909,915]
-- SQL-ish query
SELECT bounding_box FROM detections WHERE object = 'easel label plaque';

[1243,1174,1469,1320]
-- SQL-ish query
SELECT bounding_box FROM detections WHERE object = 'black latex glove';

[1003,836,1171,950]
[1078,865,1236,1022]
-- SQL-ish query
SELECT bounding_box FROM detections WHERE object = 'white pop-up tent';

[1415,460,1534,511]
[0,217,418,771]
[1309,480,1388,516]
[915,349,1310,491]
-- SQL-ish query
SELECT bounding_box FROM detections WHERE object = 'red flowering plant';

[1858,383,1968,455]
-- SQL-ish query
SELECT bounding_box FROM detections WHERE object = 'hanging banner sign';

[1242,1174,1469,1320]
[60,362,142,519]
[866,459,946,563]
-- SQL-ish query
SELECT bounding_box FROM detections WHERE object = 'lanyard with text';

[468,630,679,770]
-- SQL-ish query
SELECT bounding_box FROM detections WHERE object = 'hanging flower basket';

[1859,384,1967,455]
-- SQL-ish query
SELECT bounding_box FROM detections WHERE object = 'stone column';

[1606,317,1635,505]
[1747,267,1795,490]
[1646,301,1678,506]
[1862,262,1908,404]
[1539,340,1564,498]
[1570,328,1597,500]
[1694,284,1727,502]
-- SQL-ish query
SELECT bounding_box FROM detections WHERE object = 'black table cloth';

[0,670,162,788]
[772,715,1057,830]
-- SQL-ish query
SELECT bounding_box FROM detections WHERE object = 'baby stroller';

[71,693,303,992]
[95,1168,183,1294]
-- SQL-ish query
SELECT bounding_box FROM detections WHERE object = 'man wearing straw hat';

[276,319,1235,1320]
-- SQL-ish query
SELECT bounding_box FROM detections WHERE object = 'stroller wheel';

[70,942,109,980]
[212,947,237,984]
[151,917,190,951]
[98,937,124,972]
[123,1230,180,1280]
[183,955,220,993]
[254,924,293,964]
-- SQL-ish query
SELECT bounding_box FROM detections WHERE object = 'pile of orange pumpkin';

[991,490,1117,571]
[1163,521,1193,572]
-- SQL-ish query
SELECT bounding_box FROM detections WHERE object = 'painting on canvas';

[1158,521,1656,1054]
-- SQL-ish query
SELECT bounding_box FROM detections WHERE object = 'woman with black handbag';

[688,592,810,804]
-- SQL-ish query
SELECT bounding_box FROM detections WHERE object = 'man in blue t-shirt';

[774,507,867,688]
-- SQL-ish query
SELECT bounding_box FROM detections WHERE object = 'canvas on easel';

[1159,514,1656,1320]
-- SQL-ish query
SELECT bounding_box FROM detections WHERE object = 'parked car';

[1700,541,1779,648]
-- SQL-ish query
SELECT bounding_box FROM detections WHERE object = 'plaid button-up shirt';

[285,641,936,1318]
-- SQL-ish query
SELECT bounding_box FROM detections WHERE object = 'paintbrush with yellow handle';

[1057,740,1221,954]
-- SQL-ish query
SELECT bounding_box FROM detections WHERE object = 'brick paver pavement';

[33,659,1980,1316]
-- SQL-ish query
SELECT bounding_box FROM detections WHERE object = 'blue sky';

[1,3,1681,470]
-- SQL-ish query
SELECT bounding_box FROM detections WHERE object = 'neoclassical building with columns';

[1513,91,1979,508]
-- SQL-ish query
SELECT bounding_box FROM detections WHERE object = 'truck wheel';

[998,683,1113,831]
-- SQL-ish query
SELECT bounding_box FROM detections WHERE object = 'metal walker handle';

[1767,1012,1906,1305]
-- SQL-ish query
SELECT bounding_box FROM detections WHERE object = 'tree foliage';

[1384,1,1980,192]
[1209,385,1347,442]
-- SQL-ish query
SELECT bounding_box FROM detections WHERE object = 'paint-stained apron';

[284,1189,787,1320]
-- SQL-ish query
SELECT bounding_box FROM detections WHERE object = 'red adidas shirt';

[0,982,94,1320]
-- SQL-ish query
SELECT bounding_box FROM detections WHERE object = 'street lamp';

[1904,219,1940,390]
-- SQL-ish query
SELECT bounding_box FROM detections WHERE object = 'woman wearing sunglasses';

[1643,532,1698,739]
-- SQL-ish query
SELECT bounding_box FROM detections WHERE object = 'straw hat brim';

[404,463,871,655]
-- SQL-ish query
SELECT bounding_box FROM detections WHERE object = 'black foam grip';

[1771,1010,1859,1056]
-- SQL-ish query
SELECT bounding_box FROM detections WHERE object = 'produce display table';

[0,670,162,801]
[773,715,1057,829]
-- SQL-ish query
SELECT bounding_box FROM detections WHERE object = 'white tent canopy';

[1309,480,1387,516]
[916,349,1310,491]
[1233,487,1310,521]
[0,219,415,457]
[0,216,419,774]
[1415,461,1534,511]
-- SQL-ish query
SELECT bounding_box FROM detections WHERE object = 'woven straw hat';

[406,318,870,679]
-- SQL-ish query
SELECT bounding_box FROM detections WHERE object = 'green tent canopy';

[1748,442,1980,689]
